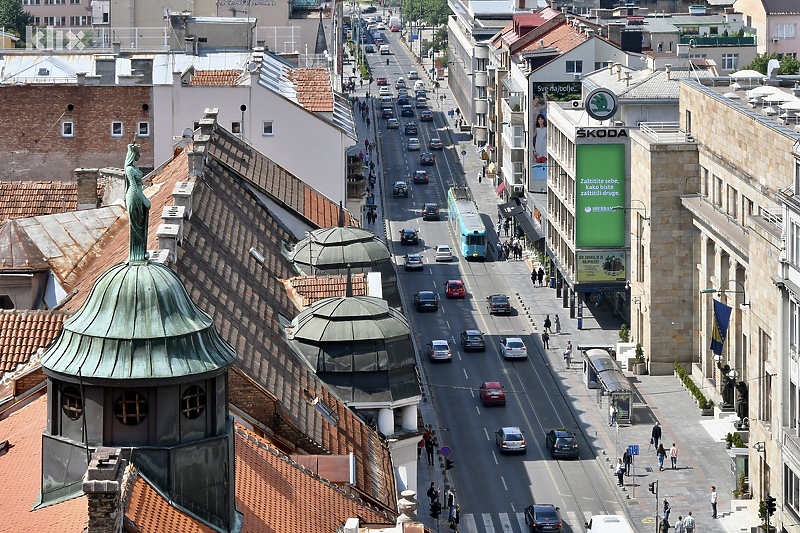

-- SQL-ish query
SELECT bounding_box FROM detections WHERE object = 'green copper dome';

[42,261,236,383]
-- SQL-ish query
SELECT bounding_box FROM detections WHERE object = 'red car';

[420,152,435,166]
[444,279,466,299]
[376,76,389,86]
[420,110,434,121]
[479,381,507,406]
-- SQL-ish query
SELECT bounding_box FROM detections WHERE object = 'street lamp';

[611,199,650,222]
[700,279,750,306]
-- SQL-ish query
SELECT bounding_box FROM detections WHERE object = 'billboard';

[576,250,627,283]
[575,143,626,247]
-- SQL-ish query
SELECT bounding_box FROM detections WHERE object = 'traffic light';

[445,458,455,470]
[648,482,657,494]
[766,495,777,516]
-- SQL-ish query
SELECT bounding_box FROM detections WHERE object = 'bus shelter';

[582,348,632,425]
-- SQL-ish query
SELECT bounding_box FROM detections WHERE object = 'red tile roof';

[0,181,77,222]
[290,68,334,112]
[190,69,246,86]
[518,22,588,57]
[0,394,87,533]
[0,310,70,373]
[126,476,215,533]
[284,274,367,307]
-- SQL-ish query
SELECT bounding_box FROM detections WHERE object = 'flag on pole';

[710,299,732,356]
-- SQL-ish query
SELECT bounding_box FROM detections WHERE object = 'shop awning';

[513,212,541,241]
[498,200,523,218]
[496,181,506,194]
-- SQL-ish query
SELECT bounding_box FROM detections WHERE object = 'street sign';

[628,444,639,456]
[460,150,466,156]
[440,445,451,457]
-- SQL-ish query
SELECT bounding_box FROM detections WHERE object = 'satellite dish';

[247,62,258,73]
[182,128,193,139]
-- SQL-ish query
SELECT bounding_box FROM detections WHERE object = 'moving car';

[429,137,443,149]
[427,340,453,363]
[380,96,393,109]
[419,110,434,121]
[413,170,429,184]
[461,330,486,351]
[585,515,635,533]
[434,245,453,262]
[404,253,424,271]
[381,108,395,119]
[379,86,392,96]
[400,105,415,117]
[407,138,421,151]
[399,228,419,245]
[479,381,506,406]
[415,96,428,108]
[495,427,526,454]
[414,291,439,311]
[397,95,410,106]
[404,122,418,135]
[524,504,563,533]
[395,77,406,88]
[500,337,528,359]
[407,71,420,80]
[386,118,400,129]
[413,80,425,91]
[420,152,435,165]
[364,44,375,53]
[422,203,440,221]
[544,428,579,459]
[380,44,391,55]
[444,279,466,299]
[392,181,408,196]
[486,294,512,315]
[363,5,377,12]
[375,76,388,85]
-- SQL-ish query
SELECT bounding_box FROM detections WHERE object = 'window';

[23,0,41,4]
[793,221,800,266]
[114,390,148,425]
[685,109,692,133]
[791,380,797,431]
[61,386,83,420]
[62,121,74,137]
[785,465,800,515]
[759,329,772,424]
[231,121,241,134]
[714,175,723,206]
[512,162,524,184]
[512,125,524,148]
[262,120,274,136]
[111,121,123,137]
[180,385,206,419]
[0,295,13,309]
[722,53,739,71]
[476,58,488,72]
[566,60,583,74]
[795,159,800,194]
[137,122,150,137]
[193,121,200,131]
[727,185,738,218]
[775,24,797,40]
[477,86,487,99]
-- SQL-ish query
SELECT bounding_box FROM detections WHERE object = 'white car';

[500,337,528,359]
[407,137,421,151]
[413,80,425,92]
[434,245,453,262]
[407,71,420,80]
[376,22,387,29]
[379,86,392,96]
[427,339,453,362]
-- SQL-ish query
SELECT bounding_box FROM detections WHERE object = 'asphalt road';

[356,23,627,533]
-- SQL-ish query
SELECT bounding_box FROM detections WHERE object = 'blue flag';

[710,299,732,356]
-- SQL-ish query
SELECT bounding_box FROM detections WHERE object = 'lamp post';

[611,199,650,221]
[699,279,749,305]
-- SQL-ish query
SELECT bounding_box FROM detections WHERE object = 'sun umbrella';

[730,69,766,79]
[723,92,741,99]
[780,100,800,111]
[746,86,782,97]
[762,92,794,103]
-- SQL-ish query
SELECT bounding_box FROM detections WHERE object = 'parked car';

[434,245,453,262]
[422,203,440,221]
[392,181,409,196]
[479,381,506,405]
[524,504,563,533]
[544,429,579,459]
[427,340,453,363]
[495,427,526,454]
[413,170,429,183]
[386,118,400,129]
[486,294,512,315]
[414,291,439,311]
[375,76,388,85]
[461,330,486,351]
[407,71,420,80]
[404,253,424,271]
[399,228,419,245]
[444,279,466,299]
[500,337,527,359]
[420,152,435,165]
[400,105,415,117]
[404,122,418,135]
[429,137,443,149]
[419,110,434,122]
[407,138,421,151]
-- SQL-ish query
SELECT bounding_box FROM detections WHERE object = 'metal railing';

[639,122,696,143]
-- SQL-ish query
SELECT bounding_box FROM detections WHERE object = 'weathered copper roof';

[290,226,391,269]
[290,296,410,342]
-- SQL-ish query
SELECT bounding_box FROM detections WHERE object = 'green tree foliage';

[400,0,451,26]
[744,53,800,75]
[0,0,34,45]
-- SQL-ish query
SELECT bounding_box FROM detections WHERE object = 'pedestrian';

[711,486,718,519]
[449,504,460,532]
[503,219,510,237]
[537,267,545,286]
[360,78,364,88]
[609,402,617,426]
[541,331,550,349]
[430,497,442,520]
[669,443,678,470]
[417,437,424,461]
[615,458,624,486]
[543,315,552,334]
[446,488,455,509]
[531,270,536,286]
[683,512,695,533]
[659,517,670,533]
[366,116,371,127]
[674,516,685,533]
[657,443,667,471]
[365,138,370,150]
[426,482,437,504]
[554,314,561,334]
[478,172,482,184]
[425,435,435,465]
[623,448,632,476]
[651,422,662,450]
[663,498,671,520]
[564,340,573,367]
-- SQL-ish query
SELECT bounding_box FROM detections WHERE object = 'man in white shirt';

[711,486,718,518]
[683,512,695,532]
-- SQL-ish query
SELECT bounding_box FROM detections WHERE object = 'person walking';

[623,448,632,476]
[543,315,552,334]
[657,443,667,471]
[609,402,617,426]
[683,512,695,533]
[669,443,678,470]
[674,516,685,533]
[659,517,670,533]
[537,267,545,286]
[563,340,573,368]
[531,270,537,286]
[651,422,662,449]
[425,434,435,465]
[615,458,624,487]
[450,504,461,532]
[430,497,442,521]
[542,331,550,349]
[426,482,437,505]
[711,486,718,519]
[554,314,561,334]
[417,437,424,461]
[663,499,671,520]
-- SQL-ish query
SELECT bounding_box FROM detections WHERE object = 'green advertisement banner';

[576,250,627,283]
[575,144,626,247]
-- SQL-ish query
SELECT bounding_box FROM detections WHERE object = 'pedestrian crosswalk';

[454,510,616,533]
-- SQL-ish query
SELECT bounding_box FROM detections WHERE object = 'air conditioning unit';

[511,185,525,196]
[571,100,583,109]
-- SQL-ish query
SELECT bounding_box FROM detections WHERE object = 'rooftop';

[0,181,80,223]
[0,310,69,373]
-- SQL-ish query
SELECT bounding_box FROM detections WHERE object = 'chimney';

[172,181,196,219]
[77,72,87,86]
[157,224,180,264]
[203,107,220,124]
[615,63,622,81]
[607,61,614,74]
[83,447,125,533]
[74,168,100,210]
[148,249,172,264]
[161,205,186,243]
[665,64,672,80]
[198,118,215,137]
[112,41,121,55]
[624,72,632,86]
[187,144,206,179]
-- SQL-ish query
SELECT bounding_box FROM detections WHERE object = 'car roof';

[406,252,421,258]
[550,429,575,436]
[464,329,482,335]
[501,426,522,433]
[482,381,502,388]
[447,279,463,284]
[504,337,523,342]
[431,339,449,346]
[394,180,406,186]
[418,290,435,297]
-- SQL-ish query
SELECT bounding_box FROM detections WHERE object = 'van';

[380,45,391,55]
[585,515,635,533]
[380,96,393,109]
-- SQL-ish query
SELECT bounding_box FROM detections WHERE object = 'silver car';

[500,337,528,359]
[427,340,453,362]
[496,427,526,454]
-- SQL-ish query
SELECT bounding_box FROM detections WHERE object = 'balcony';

[501,95,524,120]
[679,35,756,46]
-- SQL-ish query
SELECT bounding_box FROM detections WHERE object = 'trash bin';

[549,277,555,288]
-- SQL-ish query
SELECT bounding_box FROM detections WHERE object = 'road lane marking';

[482,513,495,533]
[484,428,490,440]
[500,476,507,491]
[462,368,468,380]
[492,450,498,464]
[498,513,513,532]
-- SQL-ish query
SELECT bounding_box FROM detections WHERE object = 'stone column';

[378,407,394,436]
[83,447,124,533]
[401,404,417,431]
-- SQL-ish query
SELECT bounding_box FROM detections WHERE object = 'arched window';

[181,385,206,419]
[114,390,148,425]
[61,385,83,420]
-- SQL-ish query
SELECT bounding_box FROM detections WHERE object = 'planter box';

[701,408,714,416]
[632,362,648,375]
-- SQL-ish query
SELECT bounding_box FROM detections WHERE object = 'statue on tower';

[125,139,150,262]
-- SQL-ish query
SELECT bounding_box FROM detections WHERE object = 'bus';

[447,186,487,260]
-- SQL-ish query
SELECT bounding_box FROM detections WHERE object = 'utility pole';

[648,480,659,533]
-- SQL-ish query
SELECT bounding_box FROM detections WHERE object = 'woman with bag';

[449,504,460,531]
[656,443,667,471]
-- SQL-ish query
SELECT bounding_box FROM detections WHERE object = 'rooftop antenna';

[338,201,345,227]
[345,263,353,297]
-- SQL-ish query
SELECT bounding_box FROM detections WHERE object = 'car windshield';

[420,293,435,300]
[467,334,482,340]
[535,508,558,520]
[507,341,524,349]
[504,433,523,441]
[492,296,509,304]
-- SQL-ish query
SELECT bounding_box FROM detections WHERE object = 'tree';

[744,53,800,75]
[0,0,34,46]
